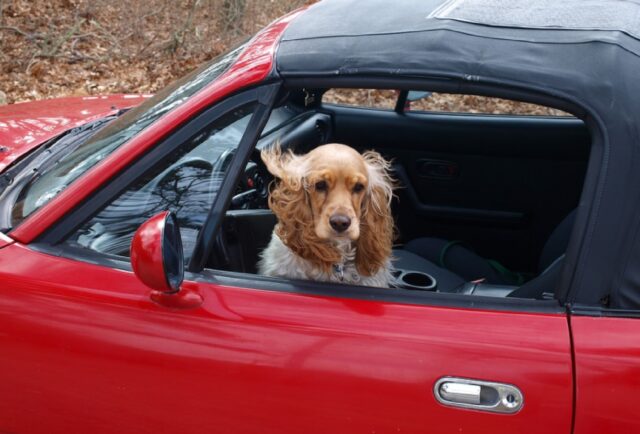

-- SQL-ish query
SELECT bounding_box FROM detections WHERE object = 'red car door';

[0,241,573,434]
[0,75,574,434]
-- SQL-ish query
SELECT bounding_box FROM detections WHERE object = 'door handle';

[416,159,459,180]
[434,377,524,414]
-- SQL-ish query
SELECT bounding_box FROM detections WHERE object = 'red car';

[1,1,638,433]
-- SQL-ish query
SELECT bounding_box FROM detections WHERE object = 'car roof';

[287,0,640,39]
[278,0,640,81]
[276,0,640,310]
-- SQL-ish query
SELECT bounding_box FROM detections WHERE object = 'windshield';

[68,104,258,261]
[11,41,248,228]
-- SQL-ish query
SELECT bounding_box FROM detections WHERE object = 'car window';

[322,88,398,110]
[66,103,258,261]
[261,104,300,134]
[10,41,248,227]
[405,90,573,116]
[322,88,572,116]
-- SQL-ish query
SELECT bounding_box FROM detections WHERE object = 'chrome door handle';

[434,377,524,414]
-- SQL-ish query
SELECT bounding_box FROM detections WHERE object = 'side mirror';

[130,211,184,293]
[130,211,202,309]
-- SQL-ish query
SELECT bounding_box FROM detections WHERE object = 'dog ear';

[261,142,287,179]
[356,151,395,276]
[261,142,305,190]
[264,143,341,272]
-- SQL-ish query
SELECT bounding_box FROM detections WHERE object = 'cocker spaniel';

[257,143,395,287]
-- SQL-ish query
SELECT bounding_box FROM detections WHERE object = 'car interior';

[214,87,590,300]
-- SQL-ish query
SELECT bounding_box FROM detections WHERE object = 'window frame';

[29,236,566,314]
[292,76,602,310]
[29,75,608,314]
[36,83,280,265]
[398,89,574,117]
[322,88,576,118]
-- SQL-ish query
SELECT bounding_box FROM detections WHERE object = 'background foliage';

[0,0,309,104]
[0,0,566,115]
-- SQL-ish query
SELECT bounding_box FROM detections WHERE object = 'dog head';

[262,143,394,275]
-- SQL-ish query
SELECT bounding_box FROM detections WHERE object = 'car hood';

[0,94,150,173]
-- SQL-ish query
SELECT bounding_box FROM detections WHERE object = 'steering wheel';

[229,147,273,210]
[210,147,273,270]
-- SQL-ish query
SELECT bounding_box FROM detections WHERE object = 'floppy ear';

[261,142,301,188]
[262,143,341,272]
[356,151,395,276]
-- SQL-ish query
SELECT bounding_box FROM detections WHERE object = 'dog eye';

[315,180,328,191]
[353,183,365,193]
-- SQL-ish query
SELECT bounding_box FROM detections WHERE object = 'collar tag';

[333,263,345,281]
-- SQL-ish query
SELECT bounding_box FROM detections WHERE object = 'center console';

[392,268,517,297]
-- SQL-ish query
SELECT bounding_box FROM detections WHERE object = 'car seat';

[393,209,576,293]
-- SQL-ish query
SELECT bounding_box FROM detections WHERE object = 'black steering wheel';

[211,147,273,270]
[229,147,273,210]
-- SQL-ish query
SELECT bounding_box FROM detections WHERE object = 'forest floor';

[0,0,309,104]
[0,0,567,115]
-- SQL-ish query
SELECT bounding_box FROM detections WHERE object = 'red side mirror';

[130,211,184,293]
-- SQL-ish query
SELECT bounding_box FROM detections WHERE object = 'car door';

[0,87,574,434]
[0,247,574,434]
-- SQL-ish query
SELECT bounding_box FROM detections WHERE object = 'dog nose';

[329,214,351,233]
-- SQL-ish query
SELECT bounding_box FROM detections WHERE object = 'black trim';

[37,87,265,245]
[0,115,119,232]
[27,242,564,314]
[395,90,408,113]
[30,242,134,269]
[285,76,588,119]
[560,118,606,306]
[188,83,281,272]
[570,304,640,319]
[326,104,588,159]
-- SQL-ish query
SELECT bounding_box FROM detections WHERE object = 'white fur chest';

[257,233,392,288]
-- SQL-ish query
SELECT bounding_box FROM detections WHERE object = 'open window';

[211,85,590,302]
[57,83,591,306]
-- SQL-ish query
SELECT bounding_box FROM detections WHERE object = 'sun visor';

[430,0,640,40]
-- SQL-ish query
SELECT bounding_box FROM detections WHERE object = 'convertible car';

[1,0,639,433]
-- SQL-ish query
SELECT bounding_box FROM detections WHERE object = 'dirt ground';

[0,0,310,104]
[0,0,568,115]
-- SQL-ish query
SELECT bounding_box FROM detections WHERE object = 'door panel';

[328,106,590,272]
[0,244,573,433]
[571,315,640,434]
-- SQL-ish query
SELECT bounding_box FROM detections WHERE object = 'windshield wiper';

[0,113,123,231]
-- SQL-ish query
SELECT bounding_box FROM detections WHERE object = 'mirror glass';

[162,213,184,291]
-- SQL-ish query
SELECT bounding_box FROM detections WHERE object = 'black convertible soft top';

[276,0,640,310]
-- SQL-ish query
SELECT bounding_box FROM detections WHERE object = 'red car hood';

[0,94,150,173]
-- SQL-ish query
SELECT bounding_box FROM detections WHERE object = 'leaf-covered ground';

[0,0,309,104]
[0,0,568,115]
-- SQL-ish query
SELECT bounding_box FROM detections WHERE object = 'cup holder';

[392,269,437,291]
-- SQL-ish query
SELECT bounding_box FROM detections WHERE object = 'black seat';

[395,209,576,288]
[219,209,278,273]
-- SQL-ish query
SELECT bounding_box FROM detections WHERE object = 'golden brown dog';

[258,143,394,287]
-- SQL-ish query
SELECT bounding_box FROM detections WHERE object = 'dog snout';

[329,214,351,233]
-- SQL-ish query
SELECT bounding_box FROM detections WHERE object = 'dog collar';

[333,263,345,281]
